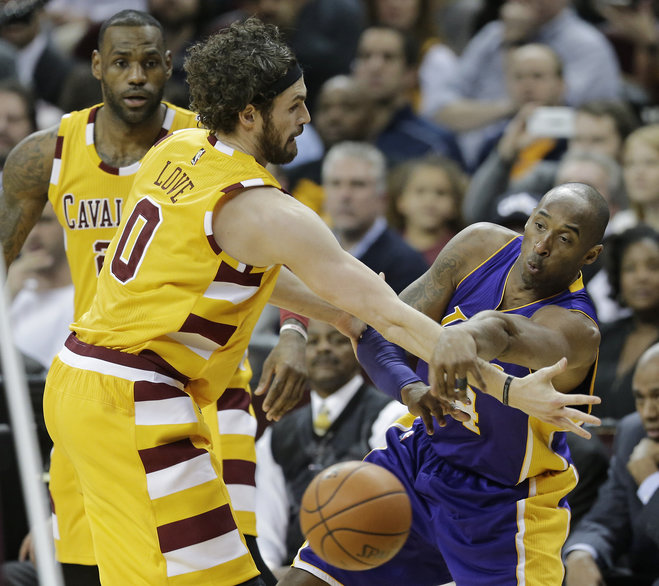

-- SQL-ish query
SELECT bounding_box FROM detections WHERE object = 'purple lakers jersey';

[416,236,599,486]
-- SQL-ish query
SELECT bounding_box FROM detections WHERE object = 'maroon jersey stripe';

[65,333,188,384]
[223,181,244,193]
[216,387,251,412]
[138,438,207,474]
[179,315,237,347]
[214,262,263,287]
[207,233,222,255]
[133,380,188,403]
[157,504,237,553]
[154,128,169,143]
[98,160,120,175]
[139,349,190,384]
[87,106,99,124]
[221,460,256,486]
[54,135,64,159]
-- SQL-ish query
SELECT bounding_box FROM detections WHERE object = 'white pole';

[0,246,64,586]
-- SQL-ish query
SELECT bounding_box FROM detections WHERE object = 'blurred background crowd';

[1,0,658,584]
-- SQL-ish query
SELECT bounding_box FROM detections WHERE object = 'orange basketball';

[299,460,412,571]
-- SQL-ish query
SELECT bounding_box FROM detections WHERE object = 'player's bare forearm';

[0,127,57,265]
[270,267,358,335]
[462,308,600,392]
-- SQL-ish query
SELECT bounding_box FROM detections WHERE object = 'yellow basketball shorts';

[44,341,259,586]
[48,353,259,566]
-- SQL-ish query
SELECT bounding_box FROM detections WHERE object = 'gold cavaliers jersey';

[48,102,199,320]
[74,128,282,407]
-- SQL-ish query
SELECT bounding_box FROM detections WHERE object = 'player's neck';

[503,260,573,308]
[213,131,265,166]
[94,103,167,167]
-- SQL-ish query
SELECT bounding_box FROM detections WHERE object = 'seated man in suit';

[254,319,408,579]
[564,342,659,586]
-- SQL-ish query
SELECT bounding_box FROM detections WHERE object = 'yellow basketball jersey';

[48,103,199,320]
[74,128,282,407]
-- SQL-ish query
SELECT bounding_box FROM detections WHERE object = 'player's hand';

[504,358,602,439]
[564,550,604,586]
[255,330,308,421]
[401,381,470,435]
[428,326,485,405]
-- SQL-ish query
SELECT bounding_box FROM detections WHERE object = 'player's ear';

[239,104,257,128]
[582,243,603,266]
[164,50,173,80]
[91,50,102,81]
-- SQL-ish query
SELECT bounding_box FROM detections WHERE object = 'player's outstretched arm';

[478,357,601,439]
[402,358,601,438]
[0,126,58,266]
[427,306,600,401]
[214,188,447,366]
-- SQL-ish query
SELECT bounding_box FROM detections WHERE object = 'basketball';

[299,460,412,571]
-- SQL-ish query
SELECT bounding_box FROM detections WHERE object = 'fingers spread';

[564,393,601,406]
[558,418,592,439]
[563,408,601,428]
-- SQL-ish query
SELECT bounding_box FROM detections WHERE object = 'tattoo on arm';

[0,127,57,266]
[400,251,461,320]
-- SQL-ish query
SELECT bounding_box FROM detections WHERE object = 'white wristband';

[279,322,308,341]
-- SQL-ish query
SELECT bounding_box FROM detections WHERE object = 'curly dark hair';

[603,224,659,305]
[184,17,297,134]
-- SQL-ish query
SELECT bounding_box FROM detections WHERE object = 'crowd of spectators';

[2,0,659,583]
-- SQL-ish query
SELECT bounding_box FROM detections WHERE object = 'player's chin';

[283,141,298,161]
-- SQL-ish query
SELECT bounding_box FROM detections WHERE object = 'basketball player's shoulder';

[150,126,207,156]
[461,222,517,245]
[444,222,516,260]
[165,101,200,129]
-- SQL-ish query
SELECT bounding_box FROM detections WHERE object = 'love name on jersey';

[62,194,122,230]
[153,160,195,203]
